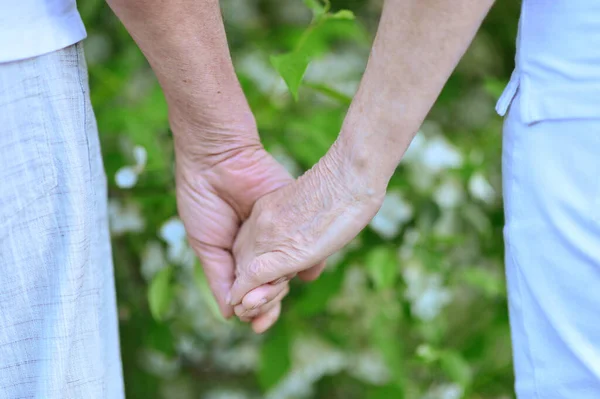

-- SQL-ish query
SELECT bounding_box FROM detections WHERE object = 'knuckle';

[246,259,266,282]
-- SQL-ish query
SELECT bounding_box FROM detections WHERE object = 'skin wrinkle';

[229,0,495,314]
[109,0,495,330]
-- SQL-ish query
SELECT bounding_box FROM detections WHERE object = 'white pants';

[0,44,124,398]
[503,91,600,398]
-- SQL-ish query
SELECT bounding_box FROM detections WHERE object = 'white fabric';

[0,43,124,398]
[0,0,86,63]
[503,91,600,398]
[496,0,600,122]
[497,1,600,397]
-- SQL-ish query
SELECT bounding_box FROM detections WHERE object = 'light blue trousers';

[0,44,124,398]
[503,91,600,398]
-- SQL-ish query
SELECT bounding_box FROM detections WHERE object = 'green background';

[81,0,520,397]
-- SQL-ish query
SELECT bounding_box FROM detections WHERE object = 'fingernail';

[252,298,268,309]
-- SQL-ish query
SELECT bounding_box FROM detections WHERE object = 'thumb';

[228,252,295,306]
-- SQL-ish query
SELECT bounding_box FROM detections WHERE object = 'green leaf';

[304,82,352,105]
[366,246,399,291]
[148,266,174,322]
[193,260,226,321]
[329,10,355,20]
[270,52,311,101]
[440,350,472,388]
[303,0,326,16]
[258,321,292,390]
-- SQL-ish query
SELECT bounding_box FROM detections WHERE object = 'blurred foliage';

[82,0,521,398]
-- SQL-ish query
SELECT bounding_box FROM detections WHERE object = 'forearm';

[106,0,257,160]
[334,0,495,189]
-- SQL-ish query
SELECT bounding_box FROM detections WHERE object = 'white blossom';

[433,210,460,237]
[266,337,347,399]
[422,136,463,173]
[138,348,180,378]
[133,145,147,171]
[203,389,250,399]
[424,383,464,399]
[159,217,186,246]
[403,264,452,321]
[434,178,464,209]
[213,343,259,373]
[115,166,138,189]
[469,172,496,203]
[369,191,413,239]
[348,350,390,385]
[108,199,145,235]
[141,240,168,281]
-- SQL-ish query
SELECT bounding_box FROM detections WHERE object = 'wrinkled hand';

[175,121,324,332]
[228,145,386,313]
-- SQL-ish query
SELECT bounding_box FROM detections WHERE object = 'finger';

[193,242,236,319]
[270,273,296,285]
[234,279,289,317]
[297,260,327,282]
[251,302,282,334]
[235,283,289,319]
[229,252,296,306]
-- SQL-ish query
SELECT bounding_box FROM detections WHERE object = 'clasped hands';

[175,116,385,333]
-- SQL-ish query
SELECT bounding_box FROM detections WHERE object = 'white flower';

[403,264,452,321]
[213,343,259,372]
[115,166,138,189]
[422,136,463,173]
[424,383,464,399]
[108,199,145,235]
[398,228,420,260]
[266,336,347,399]
[434,178,464,209]
[133,145,147,170]
[138,348,180,378]
[468,172,496,203]
[348,350,390,385]
[114,145,147,189]
[203,389,250,399]
[176,335,205,363]
[369,191,413,239]
[141,240,168,281]
[433,210,459,237]
[159,217,186,246]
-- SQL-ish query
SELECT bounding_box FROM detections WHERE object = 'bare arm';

[106,0,299,324]
[230,0,496,304]
[338,0,495,191]
[106,0,257,159]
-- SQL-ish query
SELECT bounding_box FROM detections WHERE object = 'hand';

[175,118,325,332]
[175,120,292,323]
[228,143,386,311]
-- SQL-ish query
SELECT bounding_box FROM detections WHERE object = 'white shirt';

[497,0,600,122]
[0,0,86,63]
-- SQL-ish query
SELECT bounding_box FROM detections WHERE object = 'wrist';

[172,111,262,172]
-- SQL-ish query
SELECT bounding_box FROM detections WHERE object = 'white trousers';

[503,91,600,398]
[0,44,124,398]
